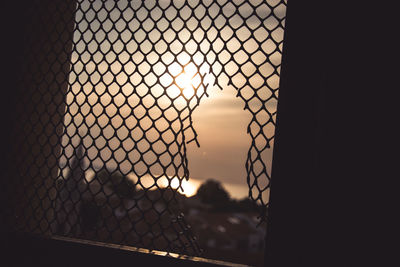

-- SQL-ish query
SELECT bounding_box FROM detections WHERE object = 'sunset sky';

[61,0,285,200]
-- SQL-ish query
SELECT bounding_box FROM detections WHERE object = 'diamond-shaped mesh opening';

[6,0,287,258]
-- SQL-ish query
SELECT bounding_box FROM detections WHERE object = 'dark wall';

[1,0,76,234]
[265,1,397,266]
[0,1,29,237]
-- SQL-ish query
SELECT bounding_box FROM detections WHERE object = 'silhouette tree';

[97,169,136,198]
[235,197,259,212]
[196,179,230,209]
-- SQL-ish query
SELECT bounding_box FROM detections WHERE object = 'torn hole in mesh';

[13,0,287,257]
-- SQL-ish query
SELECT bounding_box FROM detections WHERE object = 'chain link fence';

[5,0,286,258]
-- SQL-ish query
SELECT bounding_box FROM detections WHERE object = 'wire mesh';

[5,0,286,257]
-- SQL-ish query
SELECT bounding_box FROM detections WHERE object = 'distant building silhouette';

[53,139,86,236]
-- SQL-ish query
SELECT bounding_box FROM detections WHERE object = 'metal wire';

[6,0,286,257]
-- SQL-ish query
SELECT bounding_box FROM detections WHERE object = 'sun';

[175,71,192,90]
[157,60,211,112]
[171,177,199,197]
[173,63,199,99]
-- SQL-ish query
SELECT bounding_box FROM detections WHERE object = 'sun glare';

[126,174,199,198]
[176,72,191,89]
[167,62,199,100]
[172,177,199,197]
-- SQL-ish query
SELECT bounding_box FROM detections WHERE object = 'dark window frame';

[3,0,394,266]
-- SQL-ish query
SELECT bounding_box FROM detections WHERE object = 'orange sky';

[60,0,285,201]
